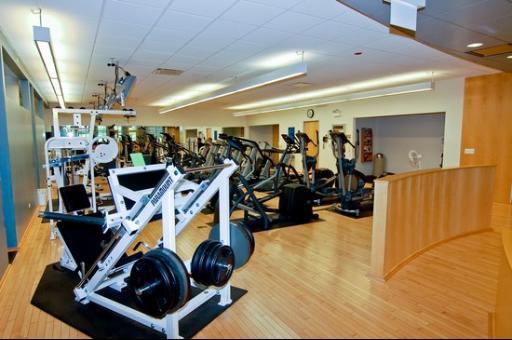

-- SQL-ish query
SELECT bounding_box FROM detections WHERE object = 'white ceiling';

[0,0,497,114]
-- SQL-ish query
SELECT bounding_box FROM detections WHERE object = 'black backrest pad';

[59,184,91,212]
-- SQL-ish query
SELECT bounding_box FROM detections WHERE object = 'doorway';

[303,120,319,160]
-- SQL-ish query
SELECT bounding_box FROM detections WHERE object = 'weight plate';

[131,248,190,318]
[192,240,219,286]
[148,248,191,314]
[191,240,210,285]
[130,253,175,318]
[207,243,234,287]
[209,222,253,269]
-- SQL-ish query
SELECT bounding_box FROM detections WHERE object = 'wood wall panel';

[493,227,512,338]
[461,73,512,204]
[371,166,496,280]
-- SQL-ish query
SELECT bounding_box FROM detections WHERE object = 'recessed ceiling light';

[507,55,512,59]
[467,43,483,48]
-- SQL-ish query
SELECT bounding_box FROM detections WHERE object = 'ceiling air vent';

[291,82,313,88]
[466,44,512,57]
[153,68,184,76]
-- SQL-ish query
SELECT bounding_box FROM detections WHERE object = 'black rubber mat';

[31,264,247,339]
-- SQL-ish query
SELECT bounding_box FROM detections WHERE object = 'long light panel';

[233,81,433,117]
[33,25,65,108]
[159,63,307,114]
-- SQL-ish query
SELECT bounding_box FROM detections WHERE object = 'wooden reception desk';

[371,165,496,281]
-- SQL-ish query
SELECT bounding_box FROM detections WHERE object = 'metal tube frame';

[72,160,238,339]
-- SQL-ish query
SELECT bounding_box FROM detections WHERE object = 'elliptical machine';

[295,130,373,217]
[329,130,373,216]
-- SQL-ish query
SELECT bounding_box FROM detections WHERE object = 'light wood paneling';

[0,200,508,338]
[461,73,512,204]
[371,166,496,280]
[493,223,512,338]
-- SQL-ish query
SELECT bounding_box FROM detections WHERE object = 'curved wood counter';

[370,165,496,281]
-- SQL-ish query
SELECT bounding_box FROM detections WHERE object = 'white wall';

[357,113,445,174]
[246,77,465,173]
[248,125,274,146]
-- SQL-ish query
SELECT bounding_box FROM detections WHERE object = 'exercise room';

[0,0,510,338]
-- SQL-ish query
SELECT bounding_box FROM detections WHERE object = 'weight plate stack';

[191,240,235,287]
[130,248,190,318]
[209,222,254,269]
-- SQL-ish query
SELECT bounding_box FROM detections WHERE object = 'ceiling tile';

[241,27,292,46]
[103,0,163,26]
[169,0,238,18]
[113,0,171,9]
[98,19,150,41]
[137,38,186,54]
[162,55,203,70]
[292,0,345,19]
[131,49,171,62]
[157,9,213,32]
[264,11,325,33]
[175,45,218,59]
[145,27,197,42]
[303,20,358,41]
[221,1,286,25]
[247,0,303,9]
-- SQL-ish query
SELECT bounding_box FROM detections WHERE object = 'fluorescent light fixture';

[467,43,483,48]
[159,63,307,114]
[229,71,433,111]
[33,25,65,108]
[152,83,226,106]
[50,77,62,96]
[233,81,433,117]
[252,51,308,69]
[507,55,512,59]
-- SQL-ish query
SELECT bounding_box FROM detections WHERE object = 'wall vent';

[153,68,184,76]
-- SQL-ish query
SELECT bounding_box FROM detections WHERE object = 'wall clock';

[307,109,315,119]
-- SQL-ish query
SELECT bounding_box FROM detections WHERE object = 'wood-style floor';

[0,202,510,339]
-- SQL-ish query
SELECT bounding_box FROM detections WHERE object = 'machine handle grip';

[40,211,106,226]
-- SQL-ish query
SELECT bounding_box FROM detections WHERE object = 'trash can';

[37,188,48,206]
[373,153,385,178]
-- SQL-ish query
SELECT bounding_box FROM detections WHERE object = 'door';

[303,120,319,160]
[206,128,212,140]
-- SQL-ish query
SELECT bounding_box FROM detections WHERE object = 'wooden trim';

[371,166,496,280]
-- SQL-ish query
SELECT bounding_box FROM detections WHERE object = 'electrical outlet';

[464,148,475,155]
[28,203,32,208]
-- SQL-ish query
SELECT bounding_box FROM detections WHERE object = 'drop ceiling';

[0,0,498,114]
[338,0,512,72]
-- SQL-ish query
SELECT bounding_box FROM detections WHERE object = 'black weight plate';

[191,240,211,285]
[209,223,252,269]
[130,252,175,318]
[147,248,191,314]
[191,240,218,286]
[207,243,235,287]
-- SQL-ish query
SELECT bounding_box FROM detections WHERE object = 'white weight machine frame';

[68,159,238,339]
[45,109,136,235]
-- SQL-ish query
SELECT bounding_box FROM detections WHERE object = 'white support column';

[162,188,181,338]
[162,189,176,251]
[218,175,232,306]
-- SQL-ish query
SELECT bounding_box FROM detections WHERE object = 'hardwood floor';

[0,202,509,338]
